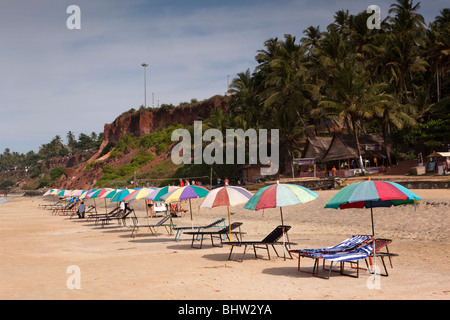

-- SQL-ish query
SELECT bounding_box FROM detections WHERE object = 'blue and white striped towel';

[298,235,372,254]
[308,244,374,262]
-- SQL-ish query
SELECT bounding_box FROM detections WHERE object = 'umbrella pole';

[227,206,231,249]
[189,199,193,229]
[370,203,377,277]
[280,207,286,260]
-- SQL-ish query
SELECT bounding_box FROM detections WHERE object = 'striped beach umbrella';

[324,179,421,275]
[244,181,319,225]
[200,185,253,238]
[244,181,318,259]
[161,185,210,226]
[122,188,157,202]
[324,179,421,236]
[144,186,179,201]
[110,189,135,202]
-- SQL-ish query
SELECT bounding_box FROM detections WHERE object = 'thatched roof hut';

[320,133,388,163]
[301,136,332,160]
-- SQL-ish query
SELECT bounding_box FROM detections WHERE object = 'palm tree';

[319,61,392,169]
[384,0,427,102]
[426,9,450,102]
[227,69,264,130]
[260,35,313,131]
[375,93,417,166]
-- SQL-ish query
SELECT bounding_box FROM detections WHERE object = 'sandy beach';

[0,188,449,301]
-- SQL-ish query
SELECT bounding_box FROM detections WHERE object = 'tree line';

[0,131,103,171]
[221,0,449,173]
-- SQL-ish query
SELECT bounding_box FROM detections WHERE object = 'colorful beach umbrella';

[57,189,72,197]
[200,186,253,208]
[244,181,319,259]
[145,186,179,201]
[70,189,84,197]
[324,179,421,276]
[43,189,55,196]
[244,181,319,225]
[87,188,110,199]
[200,185,253,238]
[324,179,421,236]
[101,189,121,199]
[110,189,134,202]
[84,189,99,199]
[161,185,210,226]
[122,188,156,202]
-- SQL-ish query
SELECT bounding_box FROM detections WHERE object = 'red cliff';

[53,95,230,189]
[103,96,230,143]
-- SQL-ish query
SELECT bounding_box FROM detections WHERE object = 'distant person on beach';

[77,201,86,219]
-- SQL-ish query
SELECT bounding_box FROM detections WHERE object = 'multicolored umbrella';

[244,181,319,225]
[122,188,156,202]
[324,179,421,236]
[70,189,84,197]
[200,185,253,239]
[145,186,179,201]
[324,179,421,276]
[161,185,210,226]
[101,189,121,199]
[244,181,318,259]
[57,189,72,197]
[110,189,134,202]
[87,188,112,199]
[43,189,56,196]
[200,186,253,208]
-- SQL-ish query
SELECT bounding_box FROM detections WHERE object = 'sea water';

[0,198,8,204]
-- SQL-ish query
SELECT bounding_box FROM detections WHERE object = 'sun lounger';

[52,202,76,215]
[86,206,120,222]
[99,209,135,228]
[291,234,374,255]
[172,218,226,241]
[289,235,397,278]
[129,215,176,238]
[297,244,374,279]
[40,199,64,210]
[223,225,297,261]
[366,238,397,276]
[184,222,245,249]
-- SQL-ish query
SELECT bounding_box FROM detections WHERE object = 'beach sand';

[0,189,449,300]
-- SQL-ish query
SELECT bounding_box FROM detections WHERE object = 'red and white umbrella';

[200,185,253,237]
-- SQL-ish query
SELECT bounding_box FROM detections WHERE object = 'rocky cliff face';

[53,96,230,189]
[103,96,230,143]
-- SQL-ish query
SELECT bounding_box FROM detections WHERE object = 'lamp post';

[141,63,148,107]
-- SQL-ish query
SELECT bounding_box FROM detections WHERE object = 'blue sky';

[0,0,447,153]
